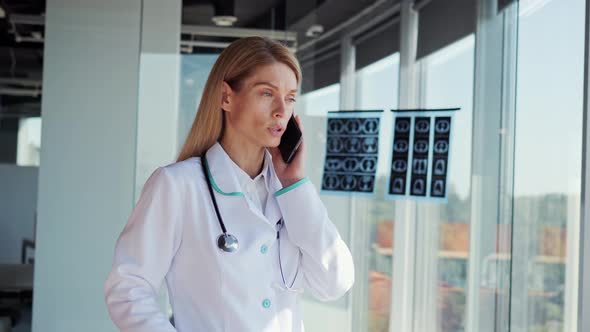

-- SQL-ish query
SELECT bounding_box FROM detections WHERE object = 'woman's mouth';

[268,125,284,137]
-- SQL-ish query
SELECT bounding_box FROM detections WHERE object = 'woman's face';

[221,62,298,149]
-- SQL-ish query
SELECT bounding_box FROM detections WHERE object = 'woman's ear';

[221,81,233,113]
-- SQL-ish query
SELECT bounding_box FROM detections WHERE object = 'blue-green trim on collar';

[204,158,245,197]
[274,178,310,197]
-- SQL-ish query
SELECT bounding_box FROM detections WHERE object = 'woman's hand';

[270,115,306,187]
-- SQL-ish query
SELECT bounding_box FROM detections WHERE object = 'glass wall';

[178,53,218,149]
[297,82,341,200]
[355,54,400,332]
[297,83,357,331]
[297,0,589,328]
[419,35,475,332]
[298,83,341,193]
[510,0,585,330]
[170,1,590,331]
[300,84,340,117]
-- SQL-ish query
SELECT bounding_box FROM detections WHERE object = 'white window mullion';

[339,36,364,332]
[390,1,420,332]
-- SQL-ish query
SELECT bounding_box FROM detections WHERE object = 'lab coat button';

[260,244,268,254]
[262,299,272,309]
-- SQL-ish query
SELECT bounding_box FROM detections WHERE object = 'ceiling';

[0,0,380,119]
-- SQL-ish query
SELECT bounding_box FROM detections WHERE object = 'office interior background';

[1,0,590,331]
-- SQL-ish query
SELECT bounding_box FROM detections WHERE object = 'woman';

[104,36,354,332]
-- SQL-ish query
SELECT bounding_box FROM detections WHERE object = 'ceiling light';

[306,24,324,38]
[212,15,237,27]
[212,0,237,27]
[180,45,193,53]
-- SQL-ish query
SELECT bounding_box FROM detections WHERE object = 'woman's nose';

[274,101,287,117]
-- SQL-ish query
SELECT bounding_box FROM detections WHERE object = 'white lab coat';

[104,142,355,332]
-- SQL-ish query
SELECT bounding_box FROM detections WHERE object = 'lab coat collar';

[205,142,283,196]
[203,142,246,197]
[204,142,283,227]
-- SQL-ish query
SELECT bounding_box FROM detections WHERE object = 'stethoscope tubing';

[200,155,302,292]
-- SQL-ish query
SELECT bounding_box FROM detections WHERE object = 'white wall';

[32,1,179,331]
[32,1,142,330]
[0,164,38,264]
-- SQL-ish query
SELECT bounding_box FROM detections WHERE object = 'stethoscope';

[200,155,302,293]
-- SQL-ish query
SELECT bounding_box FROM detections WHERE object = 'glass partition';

[510,0,585,330]
[355,54,400,332]
[419,35,475,332]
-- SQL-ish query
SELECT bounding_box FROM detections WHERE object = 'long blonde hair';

[177,37,302,162]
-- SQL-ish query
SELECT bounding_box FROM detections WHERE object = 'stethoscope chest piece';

[217,233,239,253]
[202,154,300,290]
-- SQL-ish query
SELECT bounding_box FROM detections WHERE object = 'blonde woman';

[104,37,354,332]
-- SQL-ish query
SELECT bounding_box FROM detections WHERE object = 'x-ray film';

[387,109,458,201]
[388,117,411,195]
[430,116,452,198]
[409,116,431,197]
[321,111,382,194]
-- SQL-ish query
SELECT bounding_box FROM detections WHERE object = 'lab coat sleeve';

[104,167,182,332]
[274,178,355,301]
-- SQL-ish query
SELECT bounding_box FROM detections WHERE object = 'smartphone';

[278,115,303,163]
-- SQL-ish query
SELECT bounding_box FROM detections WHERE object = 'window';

[510,0,585,330]
[419,35,475,332]
[178,53,218,149]
[297,83,341,203]
[17,117,42,167]
[300,83,340,117]
[298,83,354,331]
[355,53,400,332]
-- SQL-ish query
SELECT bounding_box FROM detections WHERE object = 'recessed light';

[212,15,238,27]
[306,24,324,38]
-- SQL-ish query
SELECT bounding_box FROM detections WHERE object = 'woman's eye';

[287,97,297,103]
[262,91,273,97]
